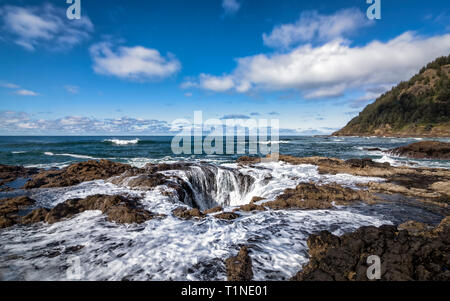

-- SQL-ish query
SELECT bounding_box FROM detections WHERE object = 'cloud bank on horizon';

[0,0,449,134]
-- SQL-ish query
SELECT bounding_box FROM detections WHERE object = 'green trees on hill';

[337,55,450,135]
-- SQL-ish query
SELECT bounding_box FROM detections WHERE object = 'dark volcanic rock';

[21,207,50,225]
[250,196,265,204]
[0,196,36,228]
[172,207,205,220]
[203,206,223,215]
[386,141,450,159]
[225,246,253,281]
[25,160,138,189]
[234,203,266,212]
[265,182,375,210]
[23,194,161,225]
[345,158,390,169]
[292,218,450,281]
[236,156,261,165]
[214,212,240,220]
[0,164,40,186]
[126,173,168,190]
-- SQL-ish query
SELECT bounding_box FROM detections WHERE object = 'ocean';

[0,136,449,281]
[1,135,450,169]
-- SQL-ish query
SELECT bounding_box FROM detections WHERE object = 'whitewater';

[0,136,448,280]
[0,160,444,281]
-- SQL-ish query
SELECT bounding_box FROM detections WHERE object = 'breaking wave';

[103,138,140,145]
[44,152,97,160]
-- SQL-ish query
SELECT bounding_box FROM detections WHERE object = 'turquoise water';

[0,136,449,169]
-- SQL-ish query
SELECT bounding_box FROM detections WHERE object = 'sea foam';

[104,138,140,145]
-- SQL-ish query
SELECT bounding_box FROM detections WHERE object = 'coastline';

[1,151,449,280]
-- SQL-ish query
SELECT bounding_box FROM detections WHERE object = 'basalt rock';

[386,141,450,159]
[126,173,169,190]
[243,154,450,210]
[0,164,40,186]
[236,156,261,165]
[21,207,50,225]
[264,183,375,210]
[234,203,266,212]
[225,246,253,281]
[0,196,36,228]
[214,212,240,220]
[291,219,450,281]
[25,160,138,189]
[203,206,223,215]
[345,158,390,169]
[363,148,382,152]
[172,207,205,220]
[250,196,265,204]
[24,194,160,225]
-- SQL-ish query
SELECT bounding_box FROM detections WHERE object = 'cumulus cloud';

[0,111,172,134]
[1,82,39,96]
[184,32,450,99]
[222,0,241,15]
[90,42,181,81]
[0,3,93,51]
[263,8,371,49]
[14,89,38,96]
[303,84,346,99]
[183,73,234,92]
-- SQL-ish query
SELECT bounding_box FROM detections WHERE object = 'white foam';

[44,152,98,160]
[24,162,71,169]
[0,161,399,281]
[0,179,392,281]
[104,138,140,145]
[258,140,290,145]
[374,155,400,166]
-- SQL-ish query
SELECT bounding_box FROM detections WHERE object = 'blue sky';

[0,0,449,135]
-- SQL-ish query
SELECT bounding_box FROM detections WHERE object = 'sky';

[0,0,449,135]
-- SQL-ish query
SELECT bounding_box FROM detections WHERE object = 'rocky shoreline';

[385,141,450,159]
[0,154,449,281]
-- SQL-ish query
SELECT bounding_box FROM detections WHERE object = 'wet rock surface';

[22,194,162,225]
[0,164,40,186]
[172,207,205,220]
[25,160,138,189]
[214,212,240,220]
[225,246,253,281]
[234,203,266,212]
[203,206,223,214]
[386,141,450,159]
[0,196,36,228]
[264,182,376,210]
[237,155,450,212]
[292,217,450,281]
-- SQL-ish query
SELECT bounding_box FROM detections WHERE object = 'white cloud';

[90,42,181,81]
[1,82,20,89]
[263,8,371,49]
[0,111,172,134]
[14,89,38,96]
[0,3,93,51]
[64,85,79,94]
[304,84,346,99]
[222,0,241,15]
[185,32,450,99]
